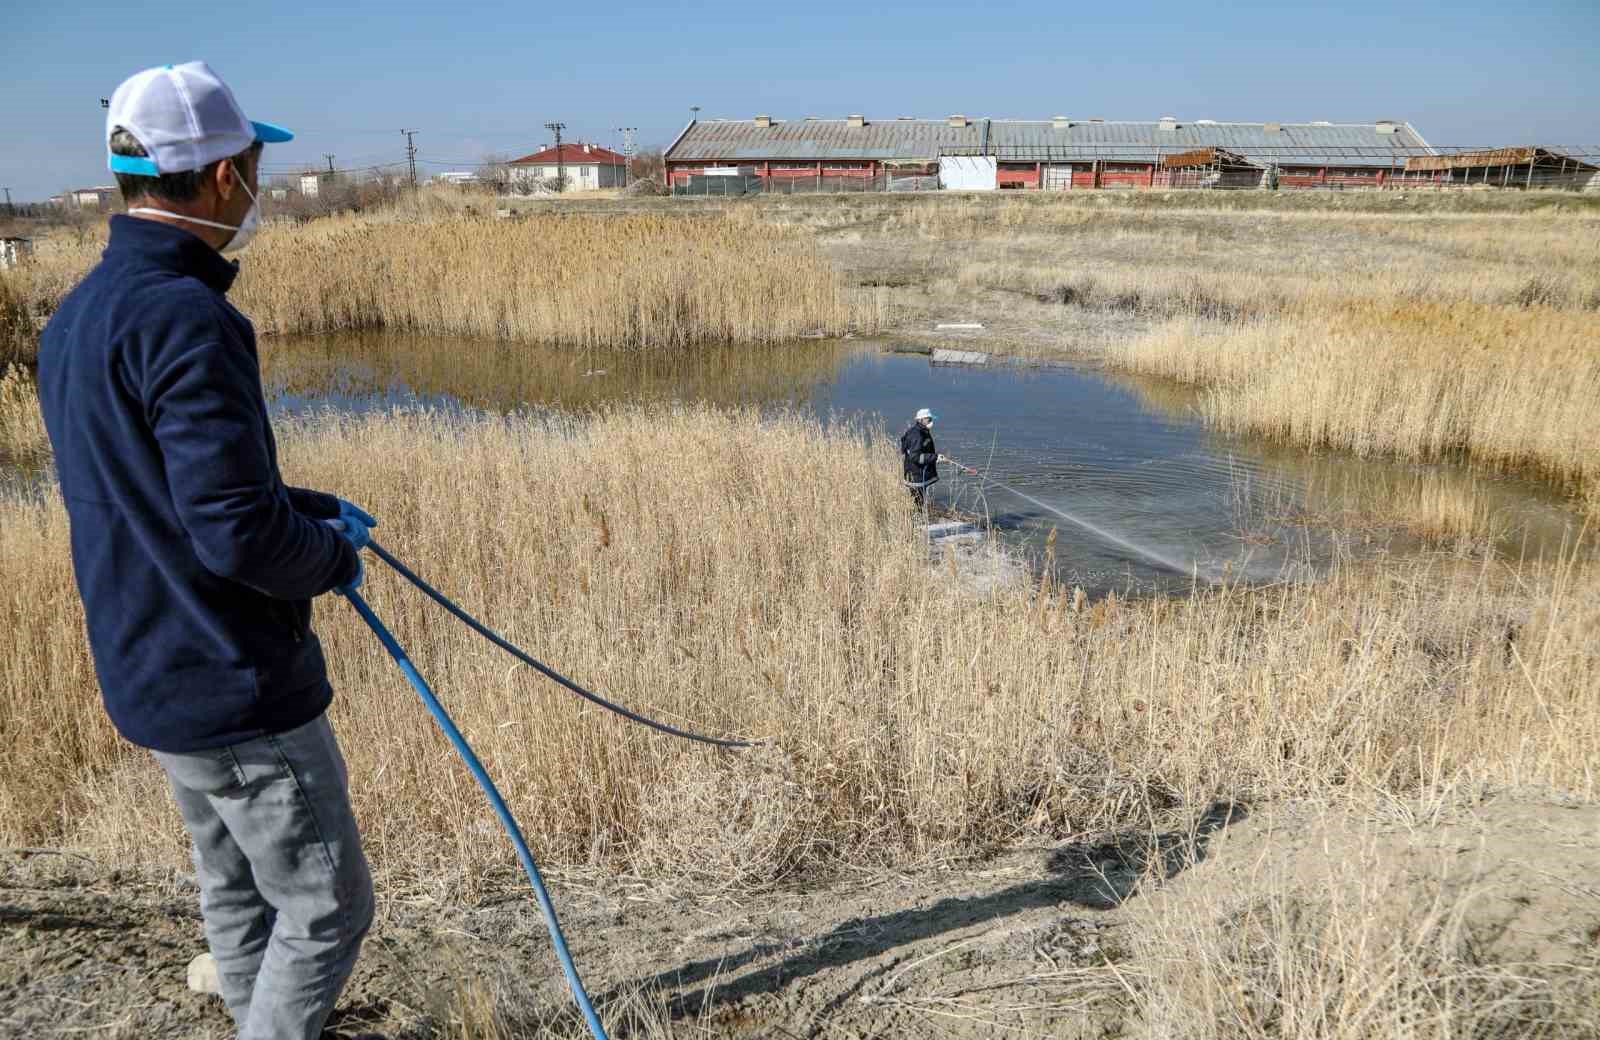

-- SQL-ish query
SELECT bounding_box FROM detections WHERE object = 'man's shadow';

[623,800,1247,1020]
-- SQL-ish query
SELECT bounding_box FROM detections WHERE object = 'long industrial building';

[663,115,1597,193]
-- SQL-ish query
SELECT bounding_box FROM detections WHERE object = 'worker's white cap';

[915,408,937,421]
[106,61,293,177]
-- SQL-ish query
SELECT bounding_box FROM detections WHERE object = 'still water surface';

[258,332,1584,594]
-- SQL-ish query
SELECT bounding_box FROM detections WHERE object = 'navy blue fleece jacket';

[36,215,358,753]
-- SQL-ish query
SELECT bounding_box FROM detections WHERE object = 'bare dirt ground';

[5,791,1595,1039]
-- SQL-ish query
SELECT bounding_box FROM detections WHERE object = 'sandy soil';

[4,792,1595,1039]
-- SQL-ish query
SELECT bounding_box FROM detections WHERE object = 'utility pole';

[400,129,419,187]
[613,127,636,187]
[543,122,566,192]
[324,154,336,173]
[2,188,12,215]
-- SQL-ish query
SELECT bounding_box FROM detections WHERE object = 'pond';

[255,331,1583,595]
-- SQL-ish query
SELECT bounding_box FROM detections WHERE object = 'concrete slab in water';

[930,349,989,366]
[922,520,984,544]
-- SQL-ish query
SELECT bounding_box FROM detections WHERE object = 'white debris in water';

[935,322,985,330]
[922,520,982,543]
[930,349,989,366]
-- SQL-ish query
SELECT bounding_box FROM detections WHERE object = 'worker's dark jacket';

[900,422,939,487]
[36,216,358,754]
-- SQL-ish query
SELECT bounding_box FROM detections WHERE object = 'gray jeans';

[153,713,373,1040]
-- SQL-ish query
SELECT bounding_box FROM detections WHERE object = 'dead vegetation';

[0,207,885,366]
[3,405,1595,888]
[3,191,1598,1037]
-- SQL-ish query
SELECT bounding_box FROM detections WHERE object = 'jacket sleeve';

[145,337,357,599]
[287,486,342,519]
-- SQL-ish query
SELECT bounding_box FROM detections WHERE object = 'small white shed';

[0,237,33,269]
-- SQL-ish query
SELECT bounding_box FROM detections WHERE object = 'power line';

[543,122,566,192]
[400,129,420,187]
[614,127,637,186]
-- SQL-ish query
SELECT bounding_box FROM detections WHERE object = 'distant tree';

[480,153,512,192]
[630,148,665,185]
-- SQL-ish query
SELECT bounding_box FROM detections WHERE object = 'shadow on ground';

[628,800,1246,1021]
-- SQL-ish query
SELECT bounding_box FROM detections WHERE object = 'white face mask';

[129,167,260,255]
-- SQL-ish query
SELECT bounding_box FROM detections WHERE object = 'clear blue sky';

[3,0,1596,201]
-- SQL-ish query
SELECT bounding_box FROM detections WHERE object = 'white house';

[507,143,627,190]
[50,186,118,209]
[299,171,339,198]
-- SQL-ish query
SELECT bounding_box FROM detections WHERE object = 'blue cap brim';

[108,153,160,176]
[251,120,293,143]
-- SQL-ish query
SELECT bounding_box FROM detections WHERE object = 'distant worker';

[901,407,946,509]
[35,62,373,1040]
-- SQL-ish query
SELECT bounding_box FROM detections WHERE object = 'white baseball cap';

[915,408,937,421]
[106,61,292,177]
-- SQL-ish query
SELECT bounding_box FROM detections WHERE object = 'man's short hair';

[110,127,260,205]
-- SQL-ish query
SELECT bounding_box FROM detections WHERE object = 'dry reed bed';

[1112,301,1600,509]
[2,406,1595,894]
[0,364,47,464]
[234,214,868,347]
[800,198,1600,512]
[0,210,880,365]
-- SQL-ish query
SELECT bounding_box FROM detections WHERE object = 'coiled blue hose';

[340,586,610,1040]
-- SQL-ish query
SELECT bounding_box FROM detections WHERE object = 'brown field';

[3,399,1598,1036]
[2,190,1598,1037]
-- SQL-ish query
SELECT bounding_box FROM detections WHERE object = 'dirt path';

[4,794,1596,1039]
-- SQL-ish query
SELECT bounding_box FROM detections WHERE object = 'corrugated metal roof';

[670,118,985,162]
[1405,147,1597,172]
[667,118,1433,167]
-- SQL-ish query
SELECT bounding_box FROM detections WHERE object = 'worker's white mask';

[128,165,261,255]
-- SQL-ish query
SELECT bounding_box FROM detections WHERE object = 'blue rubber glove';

[325,500,376,595]
[333,499,377,551]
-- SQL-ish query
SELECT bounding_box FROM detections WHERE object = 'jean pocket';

[152,743,251,795]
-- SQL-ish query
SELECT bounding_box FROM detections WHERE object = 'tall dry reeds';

[0,210,879,364]
[848,198,1600,511]
[233,212,869,347]
[0,231,105,368]
[0,364,47,463]
[1,403,1594,893]
[1113,301,1600,507]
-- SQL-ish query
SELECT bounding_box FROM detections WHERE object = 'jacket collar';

[105,214,240,295]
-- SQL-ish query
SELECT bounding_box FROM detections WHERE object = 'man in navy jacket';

[36,62,374,1040]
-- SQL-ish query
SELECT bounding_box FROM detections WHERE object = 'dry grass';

[743,193,1600,513]
[2,402,1595,894]
[0,209,882,365]
[233,212,873,347]
[1125,827,1600,1039]
[1113,301,1600,509]
[0,364,47,464]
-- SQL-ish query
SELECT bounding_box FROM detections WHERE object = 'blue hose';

[367,539,754,749]
[340,587,610,1040]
